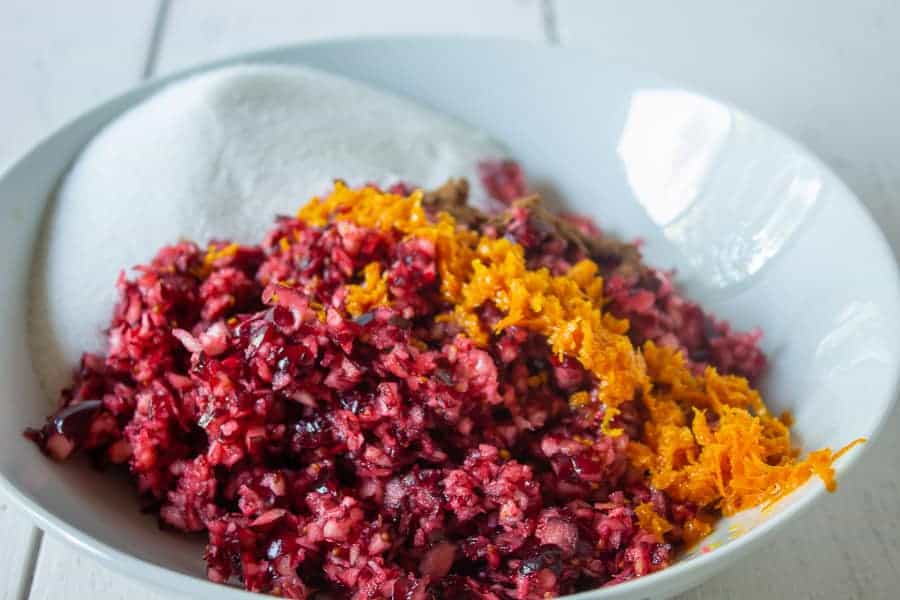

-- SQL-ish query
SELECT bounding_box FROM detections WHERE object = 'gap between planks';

[142,0,173,79]
[15,528,42,600]
[541,0,560,45]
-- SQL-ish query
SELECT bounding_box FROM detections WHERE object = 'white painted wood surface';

[29,535,172,600]
[3,1,898,598]
[155,0,545,75]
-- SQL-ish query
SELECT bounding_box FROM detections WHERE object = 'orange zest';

[635,502,673,542]
[296,183,864,522]
[345,262,389,316]
[298,182,644,408]
[629,342,866,514]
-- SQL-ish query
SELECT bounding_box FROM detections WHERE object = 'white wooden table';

[2,1,898,598]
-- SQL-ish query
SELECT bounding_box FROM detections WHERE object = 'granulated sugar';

[30,64,505,399]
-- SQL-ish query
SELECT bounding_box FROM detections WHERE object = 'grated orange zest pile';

[299,182,479,309]
[299,183,644,407]
[453,239,645,407]
[297,183,863,520]
[630,342,865,514]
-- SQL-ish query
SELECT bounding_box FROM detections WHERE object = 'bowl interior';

[1,39,897,599]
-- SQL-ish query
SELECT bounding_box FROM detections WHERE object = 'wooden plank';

[0,0,162,170]
[0,0,160,599]
[154,0,545,74]
[554,2,900,598]
[29,536,174,600]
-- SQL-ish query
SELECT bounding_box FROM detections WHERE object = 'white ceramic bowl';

[1,38,898,600]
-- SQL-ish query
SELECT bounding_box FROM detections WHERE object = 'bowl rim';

[2,34,898,600]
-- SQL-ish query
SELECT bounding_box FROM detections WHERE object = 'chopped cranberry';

[26,171,767,598]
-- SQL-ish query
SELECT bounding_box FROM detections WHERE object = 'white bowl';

[1,38,898,600]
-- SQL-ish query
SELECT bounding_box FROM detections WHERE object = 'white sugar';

[30,64,505,398]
